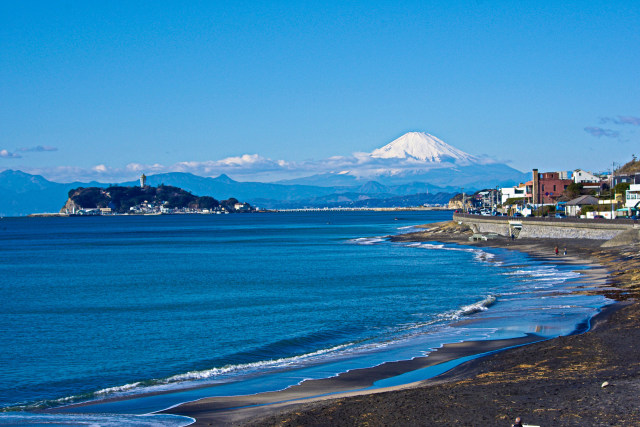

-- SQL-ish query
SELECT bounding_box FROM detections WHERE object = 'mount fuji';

[281,131,527,188]
[371,132,478,164]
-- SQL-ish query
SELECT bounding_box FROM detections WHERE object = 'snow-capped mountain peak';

[370,132,476,163]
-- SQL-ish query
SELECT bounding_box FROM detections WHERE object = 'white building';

[573,169,600,184]
[625,184,640,209]
[234,202,251,212]
[500,185,526,204]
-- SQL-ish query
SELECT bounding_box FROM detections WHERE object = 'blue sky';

[1,1,638,182]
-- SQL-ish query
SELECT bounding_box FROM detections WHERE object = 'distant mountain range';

[0,169,458,215]
[0,132,529,216]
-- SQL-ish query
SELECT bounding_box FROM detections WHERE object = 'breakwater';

[453,213,640,243]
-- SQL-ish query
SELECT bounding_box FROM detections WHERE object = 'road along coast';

[165,221,640,426]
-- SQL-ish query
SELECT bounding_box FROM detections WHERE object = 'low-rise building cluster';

[458,168,640,219]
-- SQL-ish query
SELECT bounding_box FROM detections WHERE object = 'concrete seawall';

[453,213,640,243]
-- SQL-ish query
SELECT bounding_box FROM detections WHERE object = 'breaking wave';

[348,237,386,245]
[440,295,498,320]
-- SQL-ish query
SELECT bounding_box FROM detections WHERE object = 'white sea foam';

[167,343,354,382]
[39,343,360,410]
[415,243,445,249]
[397,225,416,230]
[407,242,500,265]
[395,225,421,234]
[473,250,496,263]
[458,295,497,316]
[348,237,386,245]
[437,295,497,321]
[95,381,143,396]
[504,266,581,288]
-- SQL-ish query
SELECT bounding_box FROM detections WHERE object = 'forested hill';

[62,185,247,213]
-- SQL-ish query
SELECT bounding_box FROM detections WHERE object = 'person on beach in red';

[555,246,559,255]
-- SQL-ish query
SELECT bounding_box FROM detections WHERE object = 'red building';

[525,169,572,205]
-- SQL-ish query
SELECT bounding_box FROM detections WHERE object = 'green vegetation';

[617,156,640,174]
[504,197,525,205]
[615,182,631,194]
[66,185,247,213]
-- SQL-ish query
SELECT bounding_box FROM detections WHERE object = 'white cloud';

[0,149,21,158]
[20,148,504,184]
[126,163,165,173]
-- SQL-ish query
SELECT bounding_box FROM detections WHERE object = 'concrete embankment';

[453,213,640,245]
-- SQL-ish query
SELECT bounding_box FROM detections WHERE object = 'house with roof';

[573,169,600,184]
[565,195,599,217]
[614,172,640,186]
[573,169,603,193]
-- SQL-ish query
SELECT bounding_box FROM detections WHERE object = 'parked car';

[512,212,523,217]
[593,215,605,219]
[554,213,566,218]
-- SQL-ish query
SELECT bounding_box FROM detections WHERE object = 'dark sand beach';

[166,221,640,426]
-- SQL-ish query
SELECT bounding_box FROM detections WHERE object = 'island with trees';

[60,184,254,215]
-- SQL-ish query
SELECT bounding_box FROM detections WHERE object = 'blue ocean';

[0,211,608,425]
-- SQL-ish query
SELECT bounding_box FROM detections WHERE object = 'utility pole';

[611,162,615,219]
[462,188,465,214]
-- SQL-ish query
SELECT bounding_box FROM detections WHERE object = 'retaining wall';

[453,213,638,240]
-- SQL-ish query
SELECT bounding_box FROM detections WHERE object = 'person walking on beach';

[555,246,559,255]
[564,247,567,256]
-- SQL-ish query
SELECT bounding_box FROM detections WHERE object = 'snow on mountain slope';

[370,132,477,163]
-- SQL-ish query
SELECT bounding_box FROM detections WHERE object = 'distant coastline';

[26,206,452,217]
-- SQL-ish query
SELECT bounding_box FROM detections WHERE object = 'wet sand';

[165,222,640,426]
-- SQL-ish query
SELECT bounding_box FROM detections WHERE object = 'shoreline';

[236,223,640,426]
[162,222,636,426]
[48,238,593,418]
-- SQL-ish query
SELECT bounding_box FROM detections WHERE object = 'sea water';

[0,211,609,424]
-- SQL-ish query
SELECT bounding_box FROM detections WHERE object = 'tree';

[564,182,583,199]
[195,196,219,210]
[614,182,630,195]
[72,188,106,208]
